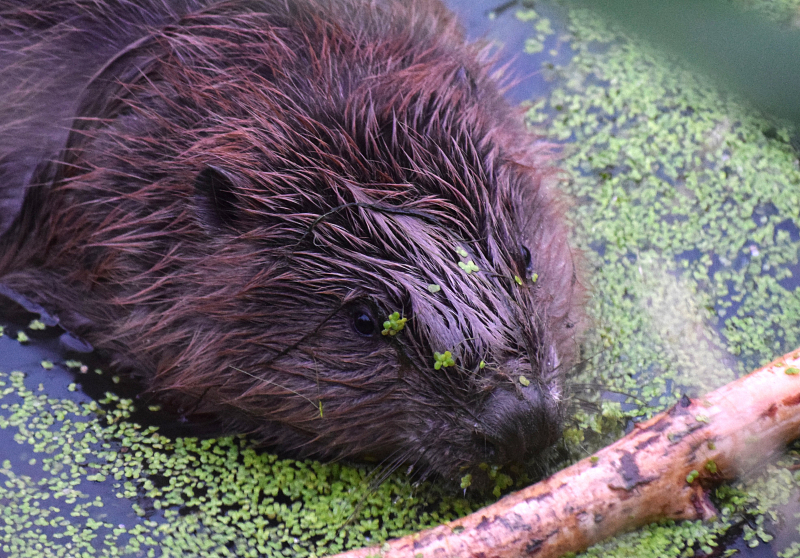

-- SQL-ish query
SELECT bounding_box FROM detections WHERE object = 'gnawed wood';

[331,348,800,558]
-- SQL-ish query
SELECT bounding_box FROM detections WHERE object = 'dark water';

[442,0,570,104]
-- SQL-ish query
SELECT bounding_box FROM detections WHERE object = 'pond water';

[1,0,800,557]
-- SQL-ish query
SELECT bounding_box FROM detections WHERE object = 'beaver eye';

[352,309,377,337]
[521,245,532,270]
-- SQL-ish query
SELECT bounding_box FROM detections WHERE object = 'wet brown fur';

[0,0,584,479]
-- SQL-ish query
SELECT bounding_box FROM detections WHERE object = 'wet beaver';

[0,0,584,480]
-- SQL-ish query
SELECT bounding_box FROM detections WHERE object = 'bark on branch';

[331,347,800,558]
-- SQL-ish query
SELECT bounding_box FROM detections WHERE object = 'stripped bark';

[331,347,800,558]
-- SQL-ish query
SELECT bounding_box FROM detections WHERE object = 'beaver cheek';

[474,383,562,466]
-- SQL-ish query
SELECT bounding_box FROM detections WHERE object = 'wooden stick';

[331,348,800,558]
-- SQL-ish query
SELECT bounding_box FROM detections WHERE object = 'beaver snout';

[475,382,562,467]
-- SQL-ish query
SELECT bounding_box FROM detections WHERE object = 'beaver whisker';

[179,385,213,417]
[336,450,418,528]
[559,343,617,379]
[291,201,442,250]
[230,366,319,409]
[568,382,643,404]
[565,398,602,414]
[373,450,417,487]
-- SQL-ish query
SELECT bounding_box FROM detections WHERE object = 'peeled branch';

[331,348,800,558]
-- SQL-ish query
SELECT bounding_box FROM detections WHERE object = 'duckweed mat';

[2,0,800,556]
[0,314,486,558]
[523,0,800,555]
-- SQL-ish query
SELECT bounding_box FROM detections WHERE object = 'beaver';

[0,0,584,481]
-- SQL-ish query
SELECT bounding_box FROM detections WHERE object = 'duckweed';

[0,364,482,557]
[520,0,800,555]
[381,312,407,337]
[433,351,455,370]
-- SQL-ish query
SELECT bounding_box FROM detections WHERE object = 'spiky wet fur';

[0,0,584,479]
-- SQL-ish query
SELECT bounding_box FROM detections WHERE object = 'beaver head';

[0,0,584,480]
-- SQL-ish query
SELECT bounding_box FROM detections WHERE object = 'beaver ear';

[194,165,241,231]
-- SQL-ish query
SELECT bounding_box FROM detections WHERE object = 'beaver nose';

[475,383,561,466]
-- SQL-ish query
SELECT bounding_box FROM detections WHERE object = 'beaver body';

[0,0,583,480]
